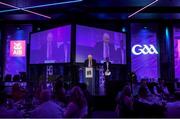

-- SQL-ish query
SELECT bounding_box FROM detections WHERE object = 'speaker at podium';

[82,55,98,95]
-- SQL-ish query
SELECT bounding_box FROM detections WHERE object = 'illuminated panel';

[10,40,26,57]
[5,24,32,76]
[131,23,159,81]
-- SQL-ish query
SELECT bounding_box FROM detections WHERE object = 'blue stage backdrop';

[131,23,160,82]
[4,24,32,77]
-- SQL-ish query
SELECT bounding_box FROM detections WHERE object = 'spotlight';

[144,26,148,29]
[122,27,126,32]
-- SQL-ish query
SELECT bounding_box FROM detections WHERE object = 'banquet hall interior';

[1,0,180,118]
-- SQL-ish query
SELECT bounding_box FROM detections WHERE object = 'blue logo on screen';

[132,44,158,55]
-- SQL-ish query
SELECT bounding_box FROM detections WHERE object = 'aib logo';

[132,44,158,55]
[10,41,26,57]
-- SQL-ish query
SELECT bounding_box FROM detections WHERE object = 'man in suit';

[94,33,115,63]
[84,54,97,95]
[103,57,112,78]
[103,57,112,95]
[84,54,97,67]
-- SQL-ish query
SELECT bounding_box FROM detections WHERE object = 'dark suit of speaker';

[84,59,97,67]
[84,59,97,95]
[103,61,112,73]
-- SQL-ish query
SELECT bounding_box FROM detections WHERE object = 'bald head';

[88,54,92,60]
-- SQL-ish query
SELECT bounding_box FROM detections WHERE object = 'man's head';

[88,54,92,60]
[103,33,110,43]
[105,57,109,62]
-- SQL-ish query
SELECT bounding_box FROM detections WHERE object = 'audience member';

[116,85,134,117]
[31,89,64,118]
[12,83,26,102]
[64,86,88,118]
[0,83,23,118]
[132,77,140,97]
[53,78,66,107]
[140,79,152,96]
[79,83,93,117]
[154,79,170,100]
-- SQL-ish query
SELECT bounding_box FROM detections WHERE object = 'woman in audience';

[31,89,64,118]
[64,86,88,118]
[116,85,134,117]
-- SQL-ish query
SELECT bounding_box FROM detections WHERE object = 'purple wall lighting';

[131,23,159,81]
[76,25,126,64]
[4,24,32,76]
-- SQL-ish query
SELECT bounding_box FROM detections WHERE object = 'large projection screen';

[30,25,71,64]
[76,25,126,64]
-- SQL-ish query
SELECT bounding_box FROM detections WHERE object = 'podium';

[79,67,97,95]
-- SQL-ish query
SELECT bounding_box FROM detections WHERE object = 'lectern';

[80,67,96,95]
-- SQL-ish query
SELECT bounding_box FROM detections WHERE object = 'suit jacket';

[103,61,112,73]
[94,41,115,62]
[84,59,97,67]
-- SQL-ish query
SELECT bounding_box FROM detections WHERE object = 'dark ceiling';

[0,0,179,21]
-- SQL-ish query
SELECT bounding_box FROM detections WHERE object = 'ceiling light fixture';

[0,1,51,19]
[0,0,83,13]
[24,0,83,9]
[128,0,159,18]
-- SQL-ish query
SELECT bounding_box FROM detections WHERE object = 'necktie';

[90,60,92,67]
[104,43,109,59]
[88,60,90,67]
[107,62,109,70]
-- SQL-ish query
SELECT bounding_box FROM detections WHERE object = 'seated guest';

[12,83,26,102]
[138,86,166,117]
[153,79,170,99]
[132,77,140,97]
[31,89,64,118]
[116,85,134,117]
[64,86,88,118]
[138,86,153,105]
[79,83,93,117]
[53,78,66,107]
[140,79,152,96]
[0,83,23,118]
[138,86,164,105]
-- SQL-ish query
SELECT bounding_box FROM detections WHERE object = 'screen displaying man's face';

[30,25,71,64]
[76,25,126,64]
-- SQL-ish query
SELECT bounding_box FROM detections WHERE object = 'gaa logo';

[132,44,158,55]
